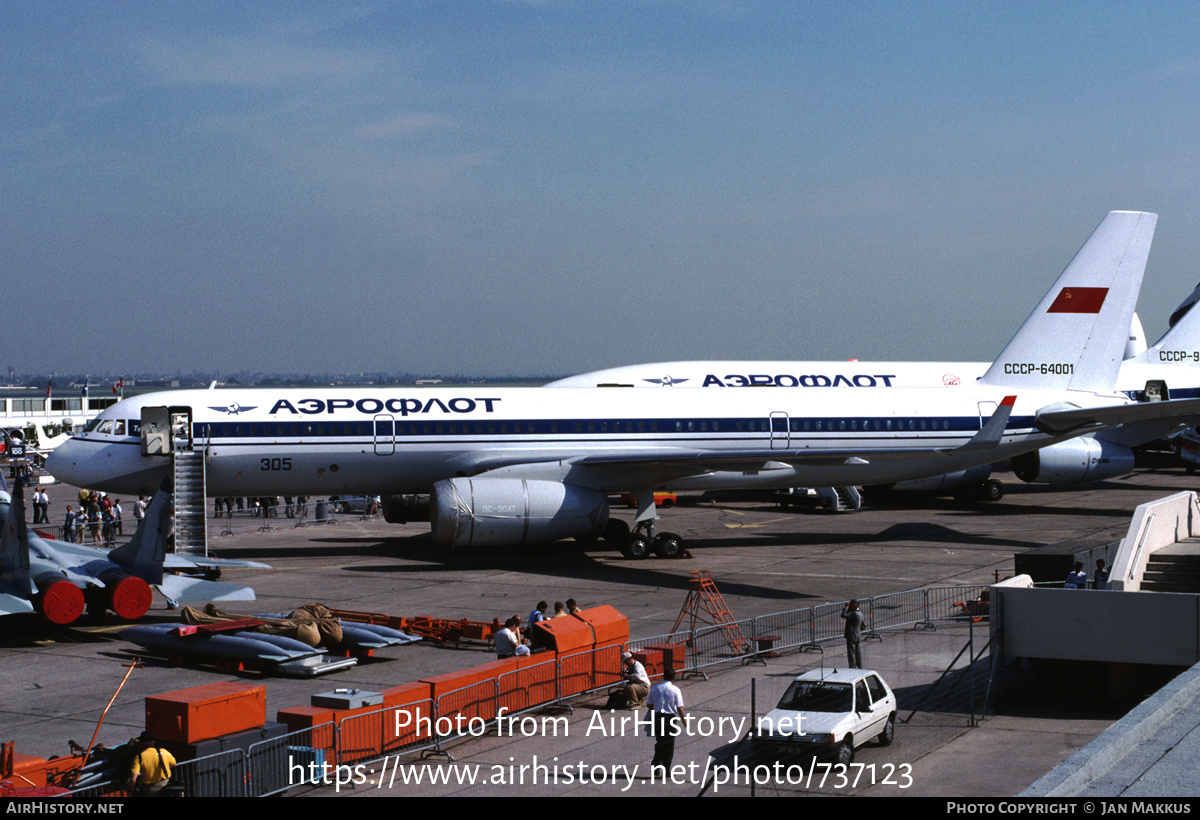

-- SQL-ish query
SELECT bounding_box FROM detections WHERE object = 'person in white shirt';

[648,669,686,770]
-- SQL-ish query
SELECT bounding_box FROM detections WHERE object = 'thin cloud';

[357,113,458,140]
[134,35,379,88]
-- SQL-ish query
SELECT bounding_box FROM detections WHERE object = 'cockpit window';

[113,420,126,436]
[84,418,103,433]
[97,420,113,435]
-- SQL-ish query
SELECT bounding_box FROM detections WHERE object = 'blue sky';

[5,1,1200,376]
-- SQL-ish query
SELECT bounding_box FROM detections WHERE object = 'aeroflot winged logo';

[1047,287,1108,314]
[209,403,258,415]
[642,376,689,386]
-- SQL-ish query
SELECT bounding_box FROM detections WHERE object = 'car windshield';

[777,681,853,712]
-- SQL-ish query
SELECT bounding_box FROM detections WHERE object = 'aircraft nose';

[45,441,79,485]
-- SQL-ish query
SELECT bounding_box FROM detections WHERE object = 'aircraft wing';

[1036,397,1200,436]
[465,396,1019,486]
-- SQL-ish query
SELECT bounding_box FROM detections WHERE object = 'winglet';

[981,211,1157,392]
[108,479,172,585]
[954,396,1017,454]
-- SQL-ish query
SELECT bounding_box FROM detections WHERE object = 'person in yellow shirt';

[129,731,176,796]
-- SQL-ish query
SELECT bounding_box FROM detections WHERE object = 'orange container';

[534,615,595,654]
[145,682,266,743]
[381,682,434,749]
[573,606,629,648]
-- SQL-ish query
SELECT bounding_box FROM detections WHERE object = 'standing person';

[62,506,76,543]
[113,499,123,536]
[86,497,101,544]
[134,496,147,522]
[1094,559,1110,590]
[842,599,864,669]
[1065,562,1088,589]
[648,670,686,771]
[33,487,49,524]
[128,731,175,797]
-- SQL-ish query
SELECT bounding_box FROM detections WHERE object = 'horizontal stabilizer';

[1036,397,1200,436]
[164,554,272,571]
[158,575,256,603]
[0,586,35,616]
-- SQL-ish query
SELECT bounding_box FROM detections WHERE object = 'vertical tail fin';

[108,480,172,586]
[980,211,1157,392]
[1127,281,1200,366]
[0,480,35,597]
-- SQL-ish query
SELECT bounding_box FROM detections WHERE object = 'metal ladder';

[672,570,751,655]
[172,448,207,556]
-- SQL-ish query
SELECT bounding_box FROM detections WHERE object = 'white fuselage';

[46,385,1125,499]
[546,359,1198,401]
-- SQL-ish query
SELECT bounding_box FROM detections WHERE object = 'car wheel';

[652,532,683,558]
[835,736,855,765]
[878,714,895,747]
[620,536,649,560]
[660,498,673,509]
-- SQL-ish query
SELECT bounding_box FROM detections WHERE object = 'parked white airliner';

[47,212,1200,556]
[549,237,1200,490]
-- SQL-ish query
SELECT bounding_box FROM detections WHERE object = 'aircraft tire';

[983,480,1004,502]
[652,532,683,558]
[620,536,650,560]
[604,519,631,542]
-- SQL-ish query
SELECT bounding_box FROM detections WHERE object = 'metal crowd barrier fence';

[923,585,989,627]
[807,602,844,651]
[870,588,927,632]
[689,616,756,671]
[751,607,812,655]
[247,725,329,797]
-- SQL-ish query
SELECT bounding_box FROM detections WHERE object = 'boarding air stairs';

[173,448,207,556]
[816,486,863,512]
[141,405,209,556]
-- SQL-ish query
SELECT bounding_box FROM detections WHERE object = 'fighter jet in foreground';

[0,479,266,624]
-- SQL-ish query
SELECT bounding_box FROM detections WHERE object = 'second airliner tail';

[981,211,1157,393]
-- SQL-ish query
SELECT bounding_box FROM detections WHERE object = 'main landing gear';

[606,490,685,560]
[952,478,1005,503]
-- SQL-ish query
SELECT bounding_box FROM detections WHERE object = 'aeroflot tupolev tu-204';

[46,211,1200,557]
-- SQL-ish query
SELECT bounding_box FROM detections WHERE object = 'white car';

[756,669,897,764]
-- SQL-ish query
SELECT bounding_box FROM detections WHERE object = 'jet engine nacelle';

[430,478,609,547]
[1012,438,1135,484]
[381,493,429,525]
